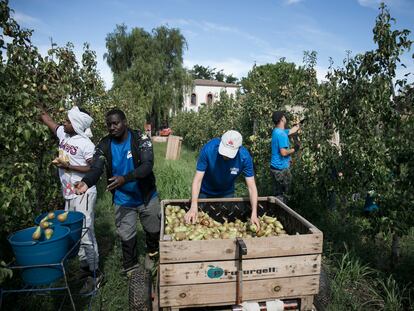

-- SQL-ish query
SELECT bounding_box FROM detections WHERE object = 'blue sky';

[9,0,414,89]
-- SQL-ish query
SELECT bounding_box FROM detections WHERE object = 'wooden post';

[300,295,315,311]
[165,135,183,160]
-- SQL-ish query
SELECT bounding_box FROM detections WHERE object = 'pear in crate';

[32,226,42,240]
[57,211,68,222]
[44,228,54,240]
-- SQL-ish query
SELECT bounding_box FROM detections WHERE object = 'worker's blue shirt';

[270,128,291,170]
[111,132,143,207]
[196,138,254,196]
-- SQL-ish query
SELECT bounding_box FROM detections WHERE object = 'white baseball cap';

[218,130,243,159]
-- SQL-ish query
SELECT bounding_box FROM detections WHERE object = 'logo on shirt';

[62,178,75,196]
[59,141,78,155]
[127,150,132,159]
[230,167,239,175]
[143,140,152,148]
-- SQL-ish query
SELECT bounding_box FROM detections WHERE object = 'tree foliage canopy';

[190,64,238,83]
[0,0,106,269]
[104,24,191,128]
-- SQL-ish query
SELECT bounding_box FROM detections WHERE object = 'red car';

[159,128,172,136]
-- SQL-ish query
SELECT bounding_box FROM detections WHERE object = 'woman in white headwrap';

[68,106,94,138]
[40,106,104,294]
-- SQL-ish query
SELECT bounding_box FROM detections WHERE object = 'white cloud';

[13,11,41,26]
[161,18,268,49]
[315,65,329,82]
[285,0,304,4]
[97,61,113,90]
[357,0,383,8]
[161,18,192,26]
[357,0,405,9]
[200,21,268,47]
[12,11,52,36]
[182,29,199,39]
[201,21,239,33]
[296,24,348,54]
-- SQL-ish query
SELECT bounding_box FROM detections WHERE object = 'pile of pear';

[164,205,287,241]
[32,211,68,241]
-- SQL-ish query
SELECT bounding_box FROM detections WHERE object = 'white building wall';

[183,85,238,112]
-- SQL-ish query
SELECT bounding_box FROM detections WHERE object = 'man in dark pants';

[75,109,160,276]
[270,111,300,203]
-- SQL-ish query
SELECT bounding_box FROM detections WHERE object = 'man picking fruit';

[184,130,260,229]
[40,106,103,294]
[75,109,160,277]
[270,111,300,203]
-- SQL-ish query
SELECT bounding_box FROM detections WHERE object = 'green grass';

[153,142,196,200]
[326,252,380,311]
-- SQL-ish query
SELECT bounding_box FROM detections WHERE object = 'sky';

[9,0,414,89]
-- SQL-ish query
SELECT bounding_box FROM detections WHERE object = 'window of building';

[191,93,197,106]
[206,93,213,105]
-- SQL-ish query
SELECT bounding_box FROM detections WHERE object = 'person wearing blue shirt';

[270,111,300,203]
[184,130,260,229]
[76,109,160,277]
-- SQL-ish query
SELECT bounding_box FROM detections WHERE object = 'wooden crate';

[158,197,323,310]
[152,136,169,143]
[165,135,183,160]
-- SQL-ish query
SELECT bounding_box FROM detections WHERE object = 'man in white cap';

[184,130,260,228]
[40,106,103,294]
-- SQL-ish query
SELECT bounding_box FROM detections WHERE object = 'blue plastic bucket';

[35,210,85,258]
[8,226,70,285]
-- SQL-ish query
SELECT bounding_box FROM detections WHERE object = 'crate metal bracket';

[236,237,247,305]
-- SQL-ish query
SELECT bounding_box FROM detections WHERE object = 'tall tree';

[190,64,216,80]
[225,74,238,84]
[190,64,238,84]
[214,69,225,82]
[104,24,190,130]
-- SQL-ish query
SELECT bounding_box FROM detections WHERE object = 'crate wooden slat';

[160,233,322,263]
[165,135,183,160]
[160,254,321,286]
[159,275,319,308]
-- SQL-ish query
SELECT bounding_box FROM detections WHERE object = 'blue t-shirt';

[196,138,254,196]
[111,132,143,207]
[270,128,291,170]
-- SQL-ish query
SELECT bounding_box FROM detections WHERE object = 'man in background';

[270,111,300,203]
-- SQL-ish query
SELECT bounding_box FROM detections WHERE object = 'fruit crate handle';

[236,237,247,305]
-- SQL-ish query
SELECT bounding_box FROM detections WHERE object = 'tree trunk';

[253,120,257,135]
[391,233,400,269]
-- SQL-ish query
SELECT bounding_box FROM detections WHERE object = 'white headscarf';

[68,106,93,138]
